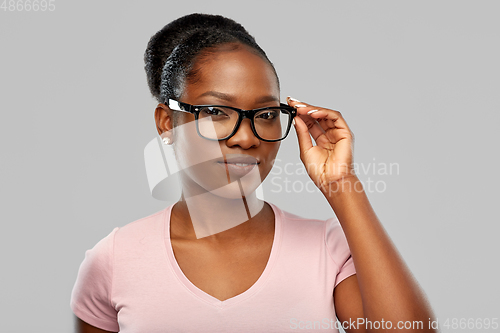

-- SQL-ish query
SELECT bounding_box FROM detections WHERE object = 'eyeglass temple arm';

[166,98,194,114]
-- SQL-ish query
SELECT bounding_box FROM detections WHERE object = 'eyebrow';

[197,91,280,104]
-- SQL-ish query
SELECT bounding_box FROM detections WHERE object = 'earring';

[162,136,172,145]
[161,131,173,145]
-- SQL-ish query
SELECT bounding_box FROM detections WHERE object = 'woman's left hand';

[287,97,355,193]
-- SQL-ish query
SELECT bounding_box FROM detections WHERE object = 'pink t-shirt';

[71,202,356,332]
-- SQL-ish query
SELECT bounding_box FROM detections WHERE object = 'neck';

[172,181,268,241]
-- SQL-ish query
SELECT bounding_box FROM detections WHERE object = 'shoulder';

[267,202,333,244]
[100,206,173,265]
[74,205,170,270]
[268,202,350,261]
[268,201,326,228]
[75,206,171,271]
[113,207,169,242]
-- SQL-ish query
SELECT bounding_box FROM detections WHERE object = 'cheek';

[173,120,223,167]
[172,122,231,191]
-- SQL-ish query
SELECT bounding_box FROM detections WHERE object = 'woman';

[71,13,437,332]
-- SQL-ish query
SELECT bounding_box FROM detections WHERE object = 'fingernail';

[292,118,296,125]
[287,96,300,102]
[307,109,319,114]
[294,104,307,108]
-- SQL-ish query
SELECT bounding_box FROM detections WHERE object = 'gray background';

[1,1,499,332]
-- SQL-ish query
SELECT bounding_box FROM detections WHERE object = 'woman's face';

[170,44,281,199]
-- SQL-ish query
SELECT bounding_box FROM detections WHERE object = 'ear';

[154,103,174,135]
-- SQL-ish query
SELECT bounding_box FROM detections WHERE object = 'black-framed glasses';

[166,98,297,142]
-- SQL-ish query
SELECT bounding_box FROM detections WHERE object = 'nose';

[225,118,260,149]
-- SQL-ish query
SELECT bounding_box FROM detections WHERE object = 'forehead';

[182,45,280,103]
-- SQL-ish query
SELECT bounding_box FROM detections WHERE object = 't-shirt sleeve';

[70,227,120,332]
[325,217,356,287]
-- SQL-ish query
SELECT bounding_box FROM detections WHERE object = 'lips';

[216,154,260,179]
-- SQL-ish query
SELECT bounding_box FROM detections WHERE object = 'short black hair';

[144,13,279,103]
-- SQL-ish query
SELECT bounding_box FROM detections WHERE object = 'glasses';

[166,98,297,142]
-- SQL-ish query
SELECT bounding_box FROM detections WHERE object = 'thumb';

[293,115,313,158]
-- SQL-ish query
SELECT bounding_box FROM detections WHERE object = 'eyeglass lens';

[196,106,291,141]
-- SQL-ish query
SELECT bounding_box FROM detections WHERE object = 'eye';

[199,106,229,117]
[256,110,279,120]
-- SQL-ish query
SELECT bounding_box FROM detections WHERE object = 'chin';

[207,165,262,199]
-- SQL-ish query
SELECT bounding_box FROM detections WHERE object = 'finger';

[303,110,351,134]
[298,114,327,143]
[286,96,315,111]
[287,98,331,139]
[286,97,351,132]
[293,115,314,157]
[325,127,353,145]
[286,97,353,147]
[294,108,344,146]
[313,117,336,134]
[322,118,336,131]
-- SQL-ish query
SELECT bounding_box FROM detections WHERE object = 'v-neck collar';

[163,201,282,309]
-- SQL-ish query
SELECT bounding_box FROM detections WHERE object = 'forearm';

[324,175,437,331]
